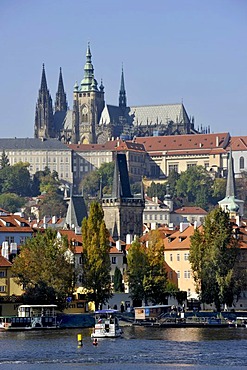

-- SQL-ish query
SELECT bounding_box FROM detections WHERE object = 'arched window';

[240,156,244,170]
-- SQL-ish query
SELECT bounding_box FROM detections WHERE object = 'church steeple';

[119,65,127,109]
[55,67,68,112]
[226,149,236,198]
[34,64,54,138]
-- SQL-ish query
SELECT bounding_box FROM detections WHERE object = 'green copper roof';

[79,43,99,92]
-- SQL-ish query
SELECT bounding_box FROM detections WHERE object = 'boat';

[91,309,123,338]
[0,304,60,330]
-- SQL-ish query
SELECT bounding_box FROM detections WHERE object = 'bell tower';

[72,43,105,144]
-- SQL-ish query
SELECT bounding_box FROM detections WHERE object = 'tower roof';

[226,150,236,198]
[111,153,132,198]
[40,63,48,92]
[80,43,99,92]
[119,65,127,108]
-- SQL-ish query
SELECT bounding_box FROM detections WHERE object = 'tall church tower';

[101,153,145,241]
[72,43,105,144]
[55,67,68,113]
[34,64,54,138]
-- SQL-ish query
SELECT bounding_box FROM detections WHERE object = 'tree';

[12,229,75,310]
[0,193,25,213]
[81,201,112,309]
[80,162,115,199]
[143,230,168,304]
[127,238,148,305]
[176,166,213,209]
[0,150,10,169]
[146,182,167,201]
[38,191,67,218]
[0,162,32,196]
[189,208,245,311]
[113,266,124,292]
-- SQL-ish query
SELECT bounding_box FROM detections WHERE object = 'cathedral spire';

[119,65,127,108]
[34,64,54,138]
[41,63,48,92]
[55,67,68,112]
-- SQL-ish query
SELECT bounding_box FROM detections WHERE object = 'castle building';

[34,44,198,145]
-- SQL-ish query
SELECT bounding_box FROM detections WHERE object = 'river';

[0,326,246,369]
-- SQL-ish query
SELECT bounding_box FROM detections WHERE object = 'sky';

[0,0,246,138]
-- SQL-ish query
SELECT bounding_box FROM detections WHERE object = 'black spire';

[226,150,236,198]
[55,67,68,112]
[34,64,54,138]
[119,65,127,109]
[41,63,48,91]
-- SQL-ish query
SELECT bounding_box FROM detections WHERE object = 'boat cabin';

[134,305,171,322]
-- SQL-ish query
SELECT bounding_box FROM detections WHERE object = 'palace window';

[112,257,117,264]
[177,271,180,279]
[169,164,178,173]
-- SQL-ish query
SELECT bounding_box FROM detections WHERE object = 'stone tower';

[101,153,145,241]
[53,68,68,138]
[34,64,54,138]
[72,43,105,144]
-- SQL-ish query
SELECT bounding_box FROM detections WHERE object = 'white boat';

[0,304,60,330]
[91,309,123,338]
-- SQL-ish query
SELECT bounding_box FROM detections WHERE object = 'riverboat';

[91,309,123,338]
[0,304,60,330]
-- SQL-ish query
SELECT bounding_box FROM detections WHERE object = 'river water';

[0,326,247,369]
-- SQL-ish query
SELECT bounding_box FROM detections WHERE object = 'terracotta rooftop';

[68,139,145,153]
[134,132,230,152]
[0,255,12,267]
[173,207,207,215]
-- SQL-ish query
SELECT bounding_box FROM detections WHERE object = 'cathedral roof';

[129,103,190,126]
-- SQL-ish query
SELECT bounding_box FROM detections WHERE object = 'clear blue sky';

[0,0,246,138]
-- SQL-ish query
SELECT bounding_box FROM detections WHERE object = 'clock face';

[82,106,88,114]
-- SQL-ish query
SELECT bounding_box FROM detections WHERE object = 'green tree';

[166,170,180,198]
[38,191,67,218]
[0,162,32,196]
[0,150,10,169]
[80,162,115,199]
[146,182,167,201]
[12,229,75,310]
[113,266,124,292]
[189,208,245,311]
[81,201,112,309]
[143,230,167,304]
[176,166,213,209]
[0,193,25,213]
[127,238,148,305]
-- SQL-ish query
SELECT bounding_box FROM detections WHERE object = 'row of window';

[5,236,29,245]
[169,270,191,279]
[168,253,189,261]
[144,214,168,221]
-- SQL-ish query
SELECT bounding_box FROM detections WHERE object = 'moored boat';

[91,309,122,338]
[0,304,60,330]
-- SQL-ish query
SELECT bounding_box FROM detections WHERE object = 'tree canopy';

[189,208,246,310]
[12,229,75,310]
[0,162,32,196]
[81,201,112,309]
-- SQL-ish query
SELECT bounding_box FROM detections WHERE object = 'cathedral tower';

[119,66,127,109]
[34,64,54,139]
[55,67,68,113]
[72,43,105,144]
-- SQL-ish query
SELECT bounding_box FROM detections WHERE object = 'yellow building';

[164,224,199,300]
[0,255,23,316]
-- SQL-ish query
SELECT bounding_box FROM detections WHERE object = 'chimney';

[216,136,219,147]
[116,240,122,251]
[126,234,133,245]
[180,222,190,233]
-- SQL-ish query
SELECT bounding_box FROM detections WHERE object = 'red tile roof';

[68,139,145,153]
[0,255,12,267]
[134,133,230,152]
[173,207,207,215]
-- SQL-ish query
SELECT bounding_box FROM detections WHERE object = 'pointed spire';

[55,67,68,112]
[40,63,48,91]
[226,150,236,198]
[119,64,127,108]
[80,42,98,92]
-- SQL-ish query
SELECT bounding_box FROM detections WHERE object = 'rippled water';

[0,326,247,369]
